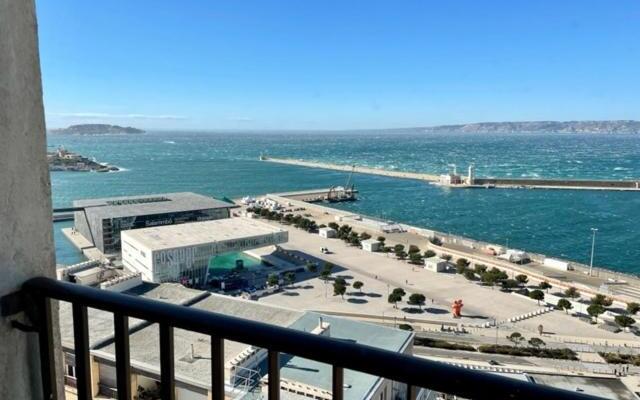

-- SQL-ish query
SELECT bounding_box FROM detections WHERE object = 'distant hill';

[420,120,640,134]
[49,124,145,135]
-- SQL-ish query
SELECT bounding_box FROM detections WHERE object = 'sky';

[36,1,640,130]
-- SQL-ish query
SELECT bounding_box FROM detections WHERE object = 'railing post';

[114,313,131,400]
[72,304,92,400]
[332,366,344,400]
[36,295,58,400]
[211,336,224,400]
[268,350,280,400]
[407,384,417,400]
[159,323,175,400]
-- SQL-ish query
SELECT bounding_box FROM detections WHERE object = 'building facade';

[121,218,288,285]
[73,192,235,254]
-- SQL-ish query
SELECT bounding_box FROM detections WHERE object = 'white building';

[424,256,448,272]
[318,227,337,238]
[121,218,288,285]
[361,239,382,252]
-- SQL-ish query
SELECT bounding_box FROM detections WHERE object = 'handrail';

[23,277,604,400]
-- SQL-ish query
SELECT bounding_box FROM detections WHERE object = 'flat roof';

[92,284,412,399]
[96,292,304,388]
[122,218,287,251]
[275,312,413,400]
[59,282,205,350]
[73,192,235,220]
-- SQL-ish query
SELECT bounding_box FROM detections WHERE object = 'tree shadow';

[462,314,489,320]
[299,285,314,290]
[282,292,300,296]
[401,307,424,314]
[336,274,353,281]
[349,291,366,297]
[347,298,368,304]
[425,307,448,315]
[365,292,382,298]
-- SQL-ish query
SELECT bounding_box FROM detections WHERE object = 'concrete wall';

[0,1,63,399]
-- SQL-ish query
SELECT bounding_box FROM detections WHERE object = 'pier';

[261,156,440,181]
[262,157,640,192]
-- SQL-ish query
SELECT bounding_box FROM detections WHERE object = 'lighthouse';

[468,164,475,185]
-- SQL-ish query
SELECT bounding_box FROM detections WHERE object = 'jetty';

[261,156,439,181]
[262,156,640,192]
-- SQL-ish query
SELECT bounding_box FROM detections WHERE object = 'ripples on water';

[49,131,640,274]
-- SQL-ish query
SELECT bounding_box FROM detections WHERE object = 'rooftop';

[96,291,304,389]
[93,284,412,399]
[58,282,205,349]
[121,218,288,251]
[73,192,235,220]
[275,312,413,400]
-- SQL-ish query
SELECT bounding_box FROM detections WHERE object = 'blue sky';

[37,1,640,130]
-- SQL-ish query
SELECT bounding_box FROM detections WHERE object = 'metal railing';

[18,277,604,400]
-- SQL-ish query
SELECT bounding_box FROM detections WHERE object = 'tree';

[507,332,525,347]
[408,293,426,309]
[424,250,436,258]
[474,264,488,274]
[409,252,423,265]
[515,274,529,286]
[627,302,640,315]
[529,289,545,305]
[360,232,372,240]
[501,279,519,291]
[408,245,420,254]
[528,337,545,349]
[388,292,402,308]
[591,294,613,307]
[557,299,573,314]
[455,259,468,274]
[395,250,407,260]
[392,288,406,297]
[564,287,580,299]
[284,272,296,287]
[430,237,443,246]
[320,270,331,281]
[334,277,347,286]
[463,269,476,281]
[587,304,605,323]
[539,281,552,292]
[267,274,279,287]
[328,222,339,230]
[377,236,386,245]
[441,254,452,261]
[614,315,636,329]
[352,281,364,292]
[333,281,347,299]
[306,262,318,274]
[322,262,334,274]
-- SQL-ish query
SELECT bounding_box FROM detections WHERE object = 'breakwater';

[473,178,640,191]
[261,157,439,181]
[262,157,640,191]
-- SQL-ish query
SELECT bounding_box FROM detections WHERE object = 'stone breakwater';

[261,156,439,181]
[262,157,640,191]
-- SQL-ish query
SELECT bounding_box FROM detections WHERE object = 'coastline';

[256,190,640,304]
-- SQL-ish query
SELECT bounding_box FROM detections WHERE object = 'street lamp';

[589,228,598,277]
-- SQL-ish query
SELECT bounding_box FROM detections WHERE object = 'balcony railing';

[9,277,604,400]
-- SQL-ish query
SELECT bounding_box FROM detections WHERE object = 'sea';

[49,131,640,275]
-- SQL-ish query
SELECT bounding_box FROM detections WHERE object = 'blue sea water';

[49,131,640,275]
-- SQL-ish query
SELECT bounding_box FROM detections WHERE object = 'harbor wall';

[474,178,639,189]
